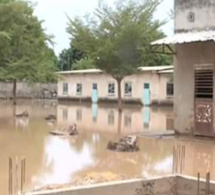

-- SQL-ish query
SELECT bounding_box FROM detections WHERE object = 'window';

[167,83,174,96]
[144,83,150,89]
[63,83,68,95]
[93,83,97,90]
[195,66,213,99]
[76,83,82,95]
[108,83,115,95]
[124,82,132,96]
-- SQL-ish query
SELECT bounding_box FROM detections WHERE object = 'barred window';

[167,83,174,96]
[195,67,213,99]
[63,83,68,95]
[108,83,115,95]
[76,83,82,95]
[125,82,132,96]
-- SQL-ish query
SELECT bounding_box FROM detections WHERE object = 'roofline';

[58,65,174,75]
[151,30,215,46]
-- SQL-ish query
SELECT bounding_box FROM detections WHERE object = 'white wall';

[175,0,215,32]
[58,72,173,105]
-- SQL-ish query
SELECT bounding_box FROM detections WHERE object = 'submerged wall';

[174,41,215,134]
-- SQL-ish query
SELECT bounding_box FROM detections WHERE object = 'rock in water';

[49,123,78,136]
[68,124,78,135]
[45,115,56,120]
[107,135,139,152]
[107,141,118,150]
[16,111,29,117]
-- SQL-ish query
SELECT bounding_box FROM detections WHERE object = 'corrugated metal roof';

[138,65,173,71]
[158,69,174,74]
[58,69,103,74]
[58,65,173,75]
[151,30,215,45]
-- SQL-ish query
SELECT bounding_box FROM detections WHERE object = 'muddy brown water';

[0,100,214,194]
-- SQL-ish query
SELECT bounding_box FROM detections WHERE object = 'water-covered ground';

[0,100,214,194]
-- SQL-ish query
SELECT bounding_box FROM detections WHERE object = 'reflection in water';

[108,110,115,126]
[124,112,132,128]
[154,157,173,172]
[16,117,29,129]
[57,104,174,133]
[92,104,97,123]
[76,109,82,122]
[1,101,215,194]
[143,107,150,130]
[62,108,68,121]
[32,136,94,188]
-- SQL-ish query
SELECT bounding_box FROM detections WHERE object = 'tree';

[0,0,58,104]
[67,0,171,111]
[73,57,96,70]
[58,46,84,71]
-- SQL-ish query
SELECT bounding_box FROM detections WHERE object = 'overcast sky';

[30,0,174,55]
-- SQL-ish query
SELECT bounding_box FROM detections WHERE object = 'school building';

[57,66,173,106]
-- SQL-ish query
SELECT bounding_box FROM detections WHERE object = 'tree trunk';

[116,78,122,112]
[13,79,17,105]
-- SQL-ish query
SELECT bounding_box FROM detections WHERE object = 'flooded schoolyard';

[0,100,214,194]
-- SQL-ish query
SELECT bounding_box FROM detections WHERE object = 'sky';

[30,0,174,55]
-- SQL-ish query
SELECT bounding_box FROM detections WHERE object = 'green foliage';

[58,47,84,71]
[73,57,96,70]
[67,0,171,80]
[0,0,58,83]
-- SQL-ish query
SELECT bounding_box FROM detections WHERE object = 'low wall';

[27,175,215,195]
[0,82,57,99]
[177,175,215,195]
[28,177,175,195]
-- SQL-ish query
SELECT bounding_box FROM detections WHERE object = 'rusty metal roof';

[151,30,215,45]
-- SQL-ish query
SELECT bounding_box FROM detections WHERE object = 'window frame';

[63,83,68,95]
[108,83,115,96]
[166,82,174,97]
[76,83,82,96]
[124,82,132,96]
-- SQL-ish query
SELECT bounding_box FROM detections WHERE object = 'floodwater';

[0,100,215,194]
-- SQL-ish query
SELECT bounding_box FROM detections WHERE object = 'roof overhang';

[151,30,215,55]
[152,30,215,45]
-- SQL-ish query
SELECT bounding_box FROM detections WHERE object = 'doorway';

[143,83,150,106]
[92,83,98,103]
[194,64,214,137]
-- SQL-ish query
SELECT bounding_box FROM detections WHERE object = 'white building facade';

[58,66,173,106]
